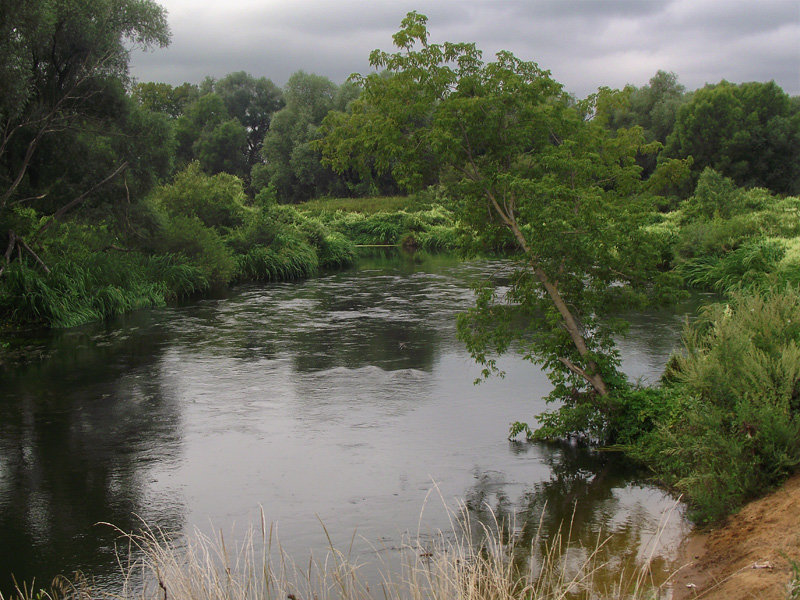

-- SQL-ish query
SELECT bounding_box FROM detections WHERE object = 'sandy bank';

[669,472,800,599]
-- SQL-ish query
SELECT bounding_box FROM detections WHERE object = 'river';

[0,253,700,596]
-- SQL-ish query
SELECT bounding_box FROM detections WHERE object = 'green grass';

[297,195,421,215]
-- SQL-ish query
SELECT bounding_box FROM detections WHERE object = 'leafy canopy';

[319,12,669,426]
[664,80,800,195]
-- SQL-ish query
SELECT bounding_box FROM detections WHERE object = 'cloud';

[129,0,800,96]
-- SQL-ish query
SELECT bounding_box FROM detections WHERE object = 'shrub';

[235,232,318,282]
[155,214,236,287]
[680,238,787,292]
[150,162,248,231]
[634,287,800,522]
[0,253,174,328]
[316,231,356,269]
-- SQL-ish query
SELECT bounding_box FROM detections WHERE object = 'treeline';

[0,3,798,322]
[133,70,400,201]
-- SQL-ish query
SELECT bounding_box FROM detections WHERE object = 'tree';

[0,0,170,271]
[133,81,199,118]
[664,80,800,195]
[319,13,665,418]
[193,118,248,176]
[600,71,686,145]
[260,71,344,202]
[214,72,284,168]
[174,93,229,166]
[595,71,688,188]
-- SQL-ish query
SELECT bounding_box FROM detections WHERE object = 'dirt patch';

[669,472,800,600]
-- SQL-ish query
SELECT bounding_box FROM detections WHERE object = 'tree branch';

[34,161,128,239]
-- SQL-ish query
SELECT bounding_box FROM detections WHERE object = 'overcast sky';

[129,0,800,97]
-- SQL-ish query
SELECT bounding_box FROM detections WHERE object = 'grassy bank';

[0,170,464,331]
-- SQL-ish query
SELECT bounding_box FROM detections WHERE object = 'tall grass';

[307,207,462,251]
[2,503,681,600]
[679,237,790,293]
[0,253,207,328]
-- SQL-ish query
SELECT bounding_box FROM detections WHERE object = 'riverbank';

[671,472,800,599]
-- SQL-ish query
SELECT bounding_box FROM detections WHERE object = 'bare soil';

[669,472,800,600]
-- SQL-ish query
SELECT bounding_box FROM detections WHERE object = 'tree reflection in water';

[459,441,682,596]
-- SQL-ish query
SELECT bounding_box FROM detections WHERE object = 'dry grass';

[3,501,682,600]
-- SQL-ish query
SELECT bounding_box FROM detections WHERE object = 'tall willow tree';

[0,0,170,272]
[319,13,667,432]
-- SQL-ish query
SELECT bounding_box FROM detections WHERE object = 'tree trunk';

[485,190,609,396]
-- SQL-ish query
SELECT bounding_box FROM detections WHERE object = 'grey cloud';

[129,0,800,96]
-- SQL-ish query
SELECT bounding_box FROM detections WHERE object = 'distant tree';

[193,119,248,176]
[260,72,343,201]
[214,72,284,168]
[600,71,687,145]
[631,71,686,144]
[133,81,199,118]
[174,93,240,173]
[664,80,800,194]
[596,71,688,184]
[319,12,667,414]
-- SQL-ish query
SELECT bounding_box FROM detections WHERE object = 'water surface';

[0,253,696,595]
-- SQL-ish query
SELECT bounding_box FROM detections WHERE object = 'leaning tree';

[319,12,669,438]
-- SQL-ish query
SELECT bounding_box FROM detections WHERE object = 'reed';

[2,502,681,600]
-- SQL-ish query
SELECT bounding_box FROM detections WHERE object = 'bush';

[155,214,236,287]
[150,162,248,231]
[634,287,800,522]
[235,232,318,282]
[680,238,787,292]
[0,253,178,328]
[316,231,356,269]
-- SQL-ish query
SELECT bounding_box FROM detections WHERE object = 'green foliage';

[0,0,170,224]
[664,80,800,194]
[193,118,248,175]
[309,206,462,251]
[320,12,671,406]
[150,162,248,230]
[599,71,687,145]
[316,231,356,269]
[214,71,284,168]
[0,251,205,328]
[298,195,418,215]
[258,71,353,203]
[517,386,684,446]
[633,288,800,522]
[680,238,796,293]
[133,81,199,117]
[682,167,743,220]
[235,233,318,282]
[669,172,800,293]
[153,214,236,287]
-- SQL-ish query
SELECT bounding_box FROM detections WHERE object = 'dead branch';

[18,236,51,273]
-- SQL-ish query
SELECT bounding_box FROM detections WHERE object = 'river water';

[0,253,699,596]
